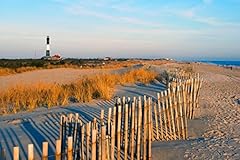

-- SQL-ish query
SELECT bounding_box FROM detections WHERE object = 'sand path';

[183,64,240,160]
[151,64,240,160]
[0,65,141,90]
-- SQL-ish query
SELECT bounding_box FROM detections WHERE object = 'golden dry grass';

[0,66,39,76]
[0,68,157,114]
[0,67,16,76]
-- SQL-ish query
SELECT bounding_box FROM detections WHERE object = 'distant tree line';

[0,58,122,69]
[0,58,170,70]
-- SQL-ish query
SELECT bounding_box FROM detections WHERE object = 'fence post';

[61,116,66,155]
[101,126,106,160]
[189,78,194,119]
[153,102,159,140]
[59,115,64,141]
[182,84,188,139]
[111,107,116,160]
[122,96,126,105]
[106,135,110,160]
[173,87,180,139]
[185,80,190,118]
[164,90,172,139]
[100,110,104,126]
[68,114,74,138]
[168,88,177,140]
[98,125,102,160]
[157,93,163,140]
[81,126,85,160]
[130,101,135,160]
[149,98,153,140]
[42,142,48,160]
[192,78,197,119]
[55,139,61,160]
[124,104,129,160]
[108,108,112,135]
[73,114,79,153]
[86,123,91,160]
[13,147,19,160]
[28,144,34,160]
[148,97,152,160]
[187,80,191,113]
[177,86,185,139]
[161,91,168,140]
[134,97,138,135]
[117,105,122,160]
[143,96,147,160]
[91,128,97,160]
[182,82,187,117]
[67,137,73,160]
[137,97,142,160]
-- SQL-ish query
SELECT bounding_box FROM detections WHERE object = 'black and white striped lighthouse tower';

[46,36,50,57]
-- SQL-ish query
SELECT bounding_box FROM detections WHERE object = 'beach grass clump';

[0,67,16,76]
[120,68,157,84]
[0,68,157,114]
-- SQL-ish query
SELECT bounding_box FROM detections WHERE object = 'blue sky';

[0,0,240,60]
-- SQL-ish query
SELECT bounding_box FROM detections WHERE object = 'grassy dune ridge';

[0,68,157,114]
[0,59,138,76]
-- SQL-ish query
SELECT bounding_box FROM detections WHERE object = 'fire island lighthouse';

[46,36,50,57]
[41,36,62,60]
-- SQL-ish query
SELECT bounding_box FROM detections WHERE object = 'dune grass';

[0,68,157,114]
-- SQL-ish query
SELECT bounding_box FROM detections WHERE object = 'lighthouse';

[46,36,50,57]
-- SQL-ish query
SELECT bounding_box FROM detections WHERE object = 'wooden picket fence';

[59,96,153,160]
[169,74,203,119]
[3,75,202,160]
[58,75,203,159]
[0,139,62,160]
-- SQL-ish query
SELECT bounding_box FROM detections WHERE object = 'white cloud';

[58,0,240,29]
[66,5,163,28]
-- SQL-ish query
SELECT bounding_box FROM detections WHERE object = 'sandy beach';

[0,62,239,159]
[184,63,240,159]
[152,63,240,159]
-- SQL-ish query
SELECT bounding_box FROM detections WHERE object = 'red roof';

[52,54,61,58]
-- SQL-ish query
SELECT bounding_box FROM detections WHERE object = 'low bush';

[0,59,138,76]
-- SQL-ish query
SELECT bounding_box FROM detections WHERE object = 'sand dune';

[0,65,142,90]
